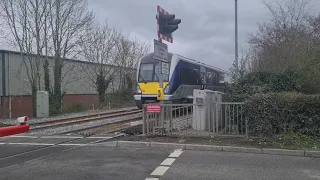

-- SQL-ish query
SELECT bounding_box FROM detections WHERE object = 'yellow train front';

[134,52,226,109]
[134,53,170,109]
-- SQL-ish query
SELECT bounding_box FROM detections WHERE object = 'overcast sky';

[88,0,270,71]
[0,0,271,71]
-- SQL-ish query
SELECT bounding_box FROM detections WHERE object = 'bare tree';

[245,0,320,93]
[248,0,314,72]
[0,0,51,117]
[48,0,94,113]
[78,21,121,105]
[229,46,253,82]
[113,35,150,91]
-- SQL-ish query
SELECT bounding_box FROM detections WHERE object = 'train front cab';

[134,62,170,109]
[134,83,169,109]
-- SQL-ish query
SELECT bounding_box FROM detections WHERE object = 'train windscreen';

[138,63,169,82]
[139,63,154,82]
[153,63,169,82]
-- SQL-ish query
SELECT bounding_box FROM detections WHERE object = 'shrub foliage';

[245,92,320,138]
[226,70,301,102]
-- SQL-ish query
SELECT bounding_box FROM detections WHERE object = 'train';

[133,52,227,109]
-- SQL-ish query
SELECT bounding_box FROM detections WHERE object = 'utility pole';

[235,0,239,83]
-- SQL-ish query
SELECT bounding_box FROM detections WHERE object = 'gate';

[142,103,194,136]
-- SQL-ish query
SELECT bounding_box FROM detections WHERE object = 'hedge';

[245,92,320,138]
[226,71,301,102]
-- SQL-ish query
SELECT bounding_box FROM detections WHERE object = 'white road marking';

[0,143,5,145]
[89,139,111,144]
[6,142,89,146]
[58,143,87,146]
[9,135,38,138]
[86,136,113,139]
[148,149,184,179]
[7,142,55,146]
[168,149,183,158]
[160,158,176,166]
[39,136,83,139]
[150,166,169,176]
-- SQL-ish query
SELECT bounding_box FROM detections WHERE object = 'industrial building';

[0,49,136,119]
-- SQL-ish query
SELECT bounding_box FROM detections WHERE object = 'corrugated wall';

[3,51,136,96]
[0,50,138,119]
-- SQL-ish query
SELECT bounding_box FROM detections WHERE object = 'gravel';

[0,106,137,125]
[145,114,217,137]
[26,112,142,136]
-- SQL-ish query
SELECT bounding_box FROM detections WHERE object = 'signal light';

[158,14,181,36]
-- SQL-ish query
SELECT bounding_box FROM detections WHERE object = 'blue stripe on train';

[166,60,201,94]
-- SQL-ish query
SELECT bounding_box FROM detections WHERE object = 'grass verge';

[115,131,320,151]
[261,132,320,150]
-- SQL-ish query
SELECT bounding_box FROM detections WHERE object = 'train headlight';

[137,85,142,94]
[164,84,170,94]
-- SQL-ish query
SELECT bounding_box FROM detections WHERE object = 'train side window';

[207,71,213,85]
[196,70,199,84]
[179,68,185,83]
[212,72,218,84]
[192,69,200,84]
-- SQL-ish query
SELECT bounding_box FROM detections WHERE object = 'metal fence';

[210,102,247,136]
[142,102,247,137]
[142,103,194,136]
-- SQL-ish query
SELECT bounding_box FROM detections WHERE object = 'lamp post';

[235,0,239,83]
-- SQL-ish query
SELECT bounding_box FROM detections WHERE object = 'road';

[0,135,319,180]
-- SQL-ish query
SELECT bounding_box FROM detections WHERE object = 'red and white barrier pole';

[0,116,30,137]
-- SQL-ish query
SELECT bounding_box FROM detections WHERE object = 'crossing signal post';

[156,5,181,43]
[154,5,181,134]
[155,5,181,100]
[157,14,181,43]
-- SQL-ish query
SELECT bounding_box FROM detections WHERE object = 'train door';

[200,66,206,90]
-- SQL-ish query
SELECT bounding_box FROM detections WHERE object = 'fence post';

[161,104,166,135]
[142,105,146,135]
[245,116,248,138]
[169,106,172,131]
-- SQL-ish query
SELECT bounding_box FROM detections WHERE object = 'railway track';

[30,109,142,132]
[62,117,142,136]
[26,106,193,136]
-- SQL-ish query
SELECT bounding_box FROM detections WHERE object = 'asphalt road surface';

[161,150,320,180]
[0,135,320,180]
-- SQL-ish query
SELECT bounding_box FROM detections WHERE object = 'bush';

[226,70,301,102]
[245,92,320,138]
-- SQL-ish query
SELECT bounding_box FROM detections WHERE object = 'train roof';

[141,52,226,74]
